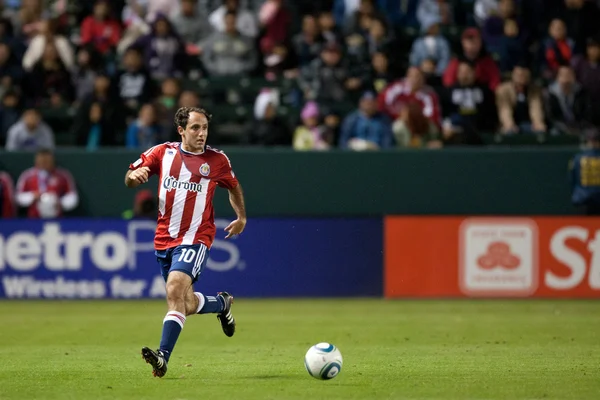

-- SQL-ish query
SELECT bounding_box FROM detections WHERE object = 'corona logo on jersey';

[162,175,203,193]
[384,217,600,298]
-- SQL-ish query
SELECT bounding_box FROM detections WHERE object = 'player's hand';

[224,218,246,239]
[129,167,151,185]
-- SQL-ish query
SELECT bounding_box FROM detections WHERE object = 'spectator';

[378,66,443,128]
[0,42,23,97]
[545,65,590,136]
[544,19,574,77]
[496,64,546,134]
[368,51,395,93]
[5,108,54,151]
[0,171,15,218]
[117,1,150,56]
[340,90,393,150]
[247,89,291,145]
[81,102,106,150]
[300,42,361,102]
[15,149,79,218]
[318,11,343,46]
[346,16,394,65]
[178,89,200,108]
[293,101,331,150]
[72,45,103,106]
[171,0,211,47]
[559,0,600,55]
[321,106,342,146]
[258,0,291,55]
[409,16,451,76]
[201,11,258,77]
[417,0,453,28]
[494,18,528,73]
[263,40,299,80]
[570,127,600,215]
[133,14,187,79]
[474,0,498,27]
[80,0,122,55]
[125,103,161,148]
[154,77,180,141]
[209,0,258,38]
[420,58,444,94]
[443,27,501,92]
[334,0,418,28]
[14,0,44,42]
[23,41,74,107]
[572,36,600,125]
[392,100,441,148]
[0,17,25,60]
[481,0,527,54]
[122,189,157,220]
[442,61,497,134]
[292,14,324,68]
[343,0,387,37]
[113,46,154,114]
[22,18,74,72]
[74,74,125,147]
[0,90,21,146]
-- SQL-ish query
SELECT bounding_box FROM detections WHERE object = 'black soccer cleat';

[141,347,168,378]
[217,292,236,337]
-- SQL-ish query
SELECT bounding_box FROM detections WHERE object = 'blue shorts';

[155,244,209,283]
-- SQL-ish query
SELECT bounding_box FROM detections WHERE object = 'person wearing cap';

[299,41,358,102]
[339,90,393,150]
[572,36,600,125]
[570,127,600,215]
[122,189,157,219]
[442,27,501,92]
[293,101,331,150]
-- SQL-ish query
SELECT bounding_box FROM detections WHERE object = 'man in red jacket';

[443,27,501,92]
[378,66,442,128]
[80,0,122,55]
[15,149,79,219]
[0,171,15,218]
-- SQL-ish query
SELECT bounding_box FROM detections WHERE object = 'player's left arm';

[225,183,246,239]
[216,152,247,239]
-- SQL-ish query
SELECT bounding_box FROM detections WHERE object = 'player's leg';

[142,270,190,378]
[178,246,236,337]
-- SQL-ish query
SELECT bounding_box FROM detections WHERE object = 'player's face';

[180,111,209,152]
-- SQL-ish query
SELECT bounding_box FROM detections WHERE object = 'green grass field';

[0,300,599,400]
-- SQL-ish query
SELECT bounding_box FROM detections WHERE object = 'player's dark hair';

[36,148,54,156]
[174,107,212,129]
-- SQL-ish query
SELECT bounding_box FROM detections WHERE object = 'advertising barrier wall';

[0,218,383,299]
[385,217,600,298]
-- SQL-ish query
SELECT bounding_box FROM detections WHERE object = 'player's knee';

[165,275,188,303]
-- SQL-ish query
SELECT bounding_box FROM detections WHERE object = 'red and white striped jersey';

[129,142,239,250]
[15,167,78,218]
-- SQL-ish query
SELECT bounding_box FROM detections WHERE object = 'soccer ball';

[304,342,343,380]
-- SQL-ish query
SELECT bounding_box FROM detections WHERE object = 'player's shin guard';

[194,292,224,314]
[159,311,186,362]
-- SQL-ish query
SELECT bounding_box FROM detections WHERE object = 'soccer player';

[125,107,247,378]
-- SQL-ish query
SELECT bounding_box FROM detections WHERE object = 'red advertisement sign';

[384,217,600,298]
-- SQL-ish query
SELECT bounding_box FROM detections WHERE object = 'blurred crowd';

[0,0,599,151]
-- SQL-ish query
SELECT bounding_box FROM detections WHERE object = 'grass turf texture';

[0,300,599,400]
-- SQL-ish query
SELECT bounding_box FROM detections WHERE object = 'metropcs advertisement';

[385,217,600,298]
[0,218,383,299]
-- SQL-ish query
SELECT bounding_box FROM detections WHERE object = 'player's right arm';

[125,167,151,188]
[125,145,163,188]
